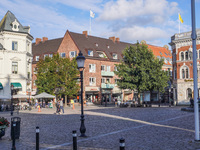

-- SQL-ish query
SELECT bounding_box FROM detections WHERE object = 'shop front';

[85,87,100,103]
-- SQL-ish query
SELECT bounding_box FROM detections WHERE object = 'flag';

[90,10,95,18]
[179,13,183,23]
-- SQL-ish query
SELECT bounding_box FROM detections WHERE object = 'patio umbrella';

[34,92,55,99]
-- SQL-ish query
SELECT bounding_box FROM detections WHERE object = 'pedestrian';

[56,100,60,114]
[115,98,118,107]
[60,98,64,114]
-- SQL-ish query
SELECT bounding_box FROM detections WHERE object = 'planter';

[0,128,5,139]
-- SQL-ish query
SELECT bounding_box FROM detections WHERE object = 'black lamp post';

[76,51,86,137]
[11,84,14,116]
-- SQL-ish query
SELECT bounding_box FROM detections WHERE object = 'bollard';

[36,126,39,150]
[72,130,77,150]
[12,122,16,150]
[119,138,125,150]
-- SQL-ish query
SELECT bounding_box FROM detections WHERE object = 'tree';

[114,42,169,103]
[35,53,79,99]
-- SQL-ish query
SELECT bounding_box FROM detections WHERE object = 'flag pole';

[191,0,199,141]
[90,16,91,35]
[179,13,180,34]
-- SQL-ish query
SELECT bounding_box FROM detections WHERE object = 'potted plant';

[0,117,10,139]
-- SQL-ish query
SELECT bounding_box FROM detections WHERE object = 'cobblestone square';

[0,105,200,150]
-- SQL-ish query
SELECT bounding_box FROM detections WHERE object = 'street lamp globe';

[76,51,85,69]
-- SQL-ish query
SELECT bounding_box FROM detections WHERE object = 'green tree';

[114,42,169,103]
[35,53,79,98]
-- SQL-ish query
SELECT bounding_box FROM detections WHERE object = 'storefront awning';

[0,83,3,90]
[11,83,22,89]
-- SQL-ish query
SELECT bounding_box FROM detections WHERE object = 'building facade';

[169,30,200,105]
[0,11,33,101]
[32,30,172,104]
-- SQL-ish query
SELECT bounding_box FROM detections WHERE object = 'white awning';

[13,94,34,99]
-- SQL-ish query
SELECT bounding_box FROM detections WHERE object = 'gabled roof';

[32,38,63,56]
[147,44,172,66]
[0,10,30,34]
[69,31,135,61]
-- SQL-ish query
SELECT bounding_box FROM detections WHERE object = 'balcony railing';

[101,83,114,89]
[101,71,114,76]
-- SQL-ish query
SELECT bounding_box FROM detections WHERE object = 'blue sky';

[0,0,200,48]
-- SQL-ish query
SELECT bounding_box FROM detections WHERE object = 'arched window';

[187,88,192,99]
[186,68,189,78]
[189,52,192,60]
[181,52,184,60]
[182,69,185,79]
[185,52,188,60]
[180,66,189,79]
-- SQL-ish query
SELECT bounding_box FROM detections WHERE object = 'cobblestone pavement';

[0,104,200,150]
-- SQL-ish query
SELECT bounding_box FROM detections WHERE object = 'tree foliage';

[35,53,79,98]
[114,42,169,96]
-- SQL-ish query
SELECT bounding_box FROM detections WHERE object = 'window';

[107,66,110,72]
[60,53,66,58]
[189,52,192,60]
[89,64,96,72]
[106,78,110,83]
[199,51,200,59]
[101,78,106,83]
[174,67,177,79]
[182,69,185,79]
[89,77,96,86]
[97,51,107,58]
[101,65,105,71]
[12,62,18,74]
[113,53,118,59]
[44,54,48,59]
[114,66,117,71]
[33,80,36,86]
[185,52,188,60]
[69,51,77,58]
[12,41,18,51]
[49,54,53,58]
[181,52,184,61]
[187,88,192,99]
[27,72,30,79]
[35,56,39,61]
[181,66,189,79]
[34,68,37,74]
[115,79,119,85]
[88,50,93,56]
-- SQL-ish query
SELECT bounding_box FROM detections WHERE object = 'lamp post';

[76,51,86,137]
[11,84,14,116]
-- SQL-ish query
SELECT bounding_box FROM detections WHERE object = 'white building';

[0,11,33,101]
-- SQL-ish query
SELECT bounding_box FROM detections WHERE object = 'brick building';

[32,30,172,104]
[169,30,200,105]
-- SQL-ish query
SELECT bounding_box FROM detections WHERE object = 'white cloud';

[117,26,170,42]
[98,0,179,24]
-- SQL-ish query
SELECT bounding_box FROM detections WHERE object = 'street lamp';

[11,84,14,116]
[76,51,86,137]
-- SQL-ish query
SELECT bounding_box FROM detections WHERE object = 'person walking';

[56,100,61,114]
[60,98,64,114]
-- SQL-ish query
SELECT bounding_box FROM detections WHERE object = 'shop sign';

[85,87,100,92]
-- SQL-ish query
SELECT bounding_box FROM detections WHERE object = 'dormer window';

[97,51,107,58]
[159,52,163,55]
[95,43,98,47]
[88,50,93,56]
[12,19,19,31]
[107,45,110,49]
[113,53,118,59]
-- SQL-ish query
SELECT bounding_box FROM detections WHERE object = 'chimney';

[35,38,41,44]
[42,37,48,42]
[116,37,120,43]
[109,36,116,43]
[82,31,88,38]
